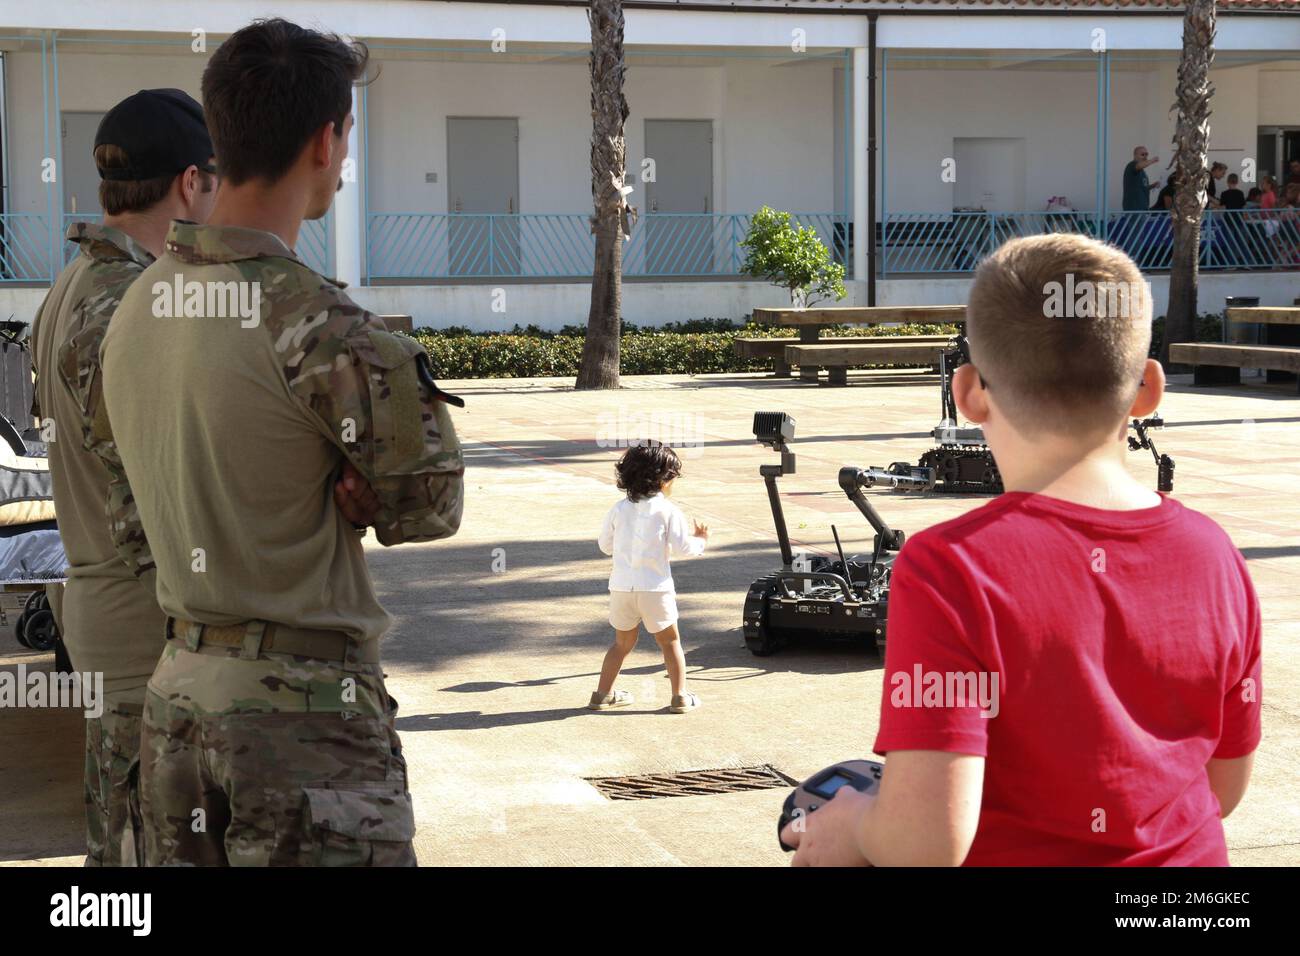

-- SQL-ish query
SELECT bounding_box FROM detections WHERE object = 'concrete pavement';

[3,368,1297,865]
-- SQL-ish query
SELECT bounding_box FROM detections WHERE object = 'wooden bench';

[785,339,953,386]
[1169,343,1300,392]
[1221,306,1300,383]
[1224,307,1300,327]
[751,305,965,380]
[735,334,947,378]
[377,314,414,333]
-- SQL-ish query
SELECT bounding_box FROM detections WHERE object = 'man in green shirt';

[29,89,217,866]
[1122,146,1162,212]
[101,20,463,866]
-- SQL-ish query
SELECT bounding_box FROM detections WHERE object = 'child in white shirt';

[592,443,708,713]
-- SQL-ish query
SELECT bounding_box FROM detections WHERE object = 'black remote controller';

[777,759,883,852]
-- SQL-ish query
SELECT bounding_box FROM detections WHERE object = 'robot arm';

[838,468,906,552]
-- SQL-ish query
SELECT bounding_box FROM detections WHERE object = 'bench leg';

[773,360,793,378]
[1193,365,1241,387]
[799,366,820,383]
[825,366,848,387]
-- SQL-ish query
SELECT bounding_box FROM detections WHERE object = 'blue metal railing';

[880,209,1300,275]
[9,208,1299,284]
[0,214,55,282]
[366,211,851,280]
[297,216,333,277]
[50,212,333,277]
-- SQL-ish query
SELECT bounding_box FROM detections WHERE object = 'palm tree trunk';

[576,0,629,390]
[1161,0,1216,368]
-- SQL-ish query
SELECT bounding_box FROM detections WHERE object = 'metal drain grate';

[587,765,797,800]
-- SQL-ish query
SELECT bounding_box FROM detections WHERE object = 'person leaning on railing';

[1279,184,1300,265]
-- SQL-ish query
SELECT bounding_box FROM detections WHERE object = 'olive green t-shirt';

[29,222,166,694]
[100,222,463,643]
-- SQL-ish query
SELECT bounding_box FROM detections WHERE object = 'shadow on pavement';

[371,536,888,678]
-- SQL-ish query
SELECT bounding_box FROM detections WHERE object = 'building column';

[853,45,868,284]
[333,86,363,286]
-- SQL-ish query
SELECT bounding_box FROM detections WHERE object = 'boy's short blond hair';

[967,233,1152,436]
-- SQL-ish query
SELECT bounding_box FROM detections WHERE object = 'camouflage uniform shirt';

[99,221,464,643]
[29,222,165,692]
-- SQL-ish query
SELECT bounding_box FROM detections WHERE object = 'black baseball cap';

[95,89,215,182]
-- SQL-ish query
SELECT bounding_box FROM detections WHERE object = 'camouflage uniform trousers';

[139,637,416,866]
[83,694,146,867]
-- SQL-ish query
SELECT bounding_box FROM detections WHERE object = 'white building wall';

[8,51,204,216]
[882,65,1109,213]
[365,55,835,218]
[366,58,593,215]
[4,52,51,219]
[3,50,205,275]
[719,59,837,214]
[1258,69,1300,126]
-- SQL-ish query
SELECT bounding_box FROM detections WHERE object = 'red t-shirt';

[873,492,1262,866]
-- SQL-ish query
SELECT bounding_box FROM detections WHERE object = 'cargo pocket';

[107,705,145,868]
[303,782,416,867]
[83,719,109,867]
[350,329,436,477]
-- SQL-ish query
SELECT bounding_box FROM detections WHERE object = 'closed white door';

[644,119,713,274]
[953,137,1025,211]
[447,117,520,275]
[62,112,106,217]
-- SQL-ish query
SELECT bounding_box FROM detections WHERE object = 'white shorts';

[609,590,678,633]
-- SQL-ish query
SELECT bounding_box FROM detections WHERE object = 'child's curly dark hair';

[615,442,682,502]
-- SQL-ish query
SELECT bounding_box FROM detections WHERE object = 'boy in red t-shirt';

[782,234,1262,866]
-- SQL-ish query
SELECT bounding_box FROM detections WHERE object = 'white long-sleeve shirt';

[598,493,705,591]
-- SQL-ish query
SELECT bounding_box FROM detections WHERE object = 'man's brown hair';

[201,18,369,187]
[95,145,214,216]
[966,234,1152,436]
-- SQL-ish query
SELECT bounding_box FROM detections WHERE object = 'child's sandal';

[669,692,701,714]
[588,689,633,711]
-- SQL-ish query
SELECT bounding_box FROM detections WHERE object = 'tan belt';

[166,617,379,669]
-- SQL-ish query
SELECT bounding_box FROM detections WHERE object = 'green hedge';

[409,320,961,379]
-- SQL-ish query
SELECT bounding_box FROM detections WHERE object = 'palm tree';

[576,0,630,390]
[1161,0,1216,367]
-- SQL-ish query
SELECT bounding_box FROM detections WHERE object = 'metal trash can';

[1223,296,1259,344]
[1222,296,1264,380]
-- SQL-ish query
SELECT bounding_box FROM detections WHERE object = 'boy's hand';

[693,520,709,540]
[780,786,875,867]
[334,460,381,527]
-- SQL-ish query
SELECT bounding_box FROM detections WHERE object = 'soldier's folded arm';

[289,311,464,547]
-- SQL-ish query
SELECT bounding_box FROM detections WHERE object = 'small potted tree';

[740,206,846,308]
